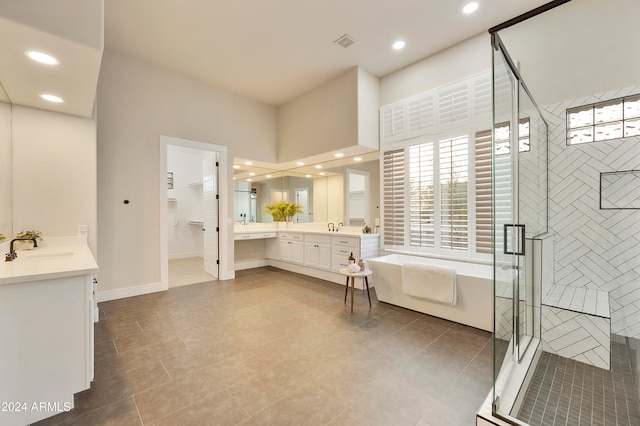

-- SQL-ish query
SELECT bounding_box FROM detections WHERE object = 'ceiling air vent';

[334,34,356,48]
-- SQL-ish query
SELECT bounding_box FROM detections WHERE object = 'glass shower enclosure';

[491,32,548,424]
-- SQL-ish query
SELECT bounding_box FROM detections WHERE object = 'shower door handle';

[503,224,525,256]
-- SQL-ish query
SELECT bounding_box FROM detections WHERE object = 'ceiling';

[0,0,553,117]
[104,0,550,106]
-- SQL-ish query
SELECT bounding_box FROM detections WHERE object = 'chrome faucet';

[5,238,38,262]
[328,223,335,232]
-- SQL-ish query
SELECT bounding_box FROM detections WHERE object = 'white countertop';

[0,237,99,285]
[234,224,380,238]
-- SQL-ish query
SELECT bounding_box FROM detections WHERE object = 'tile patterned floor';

[34,267,493,426]
[517,336,640,426]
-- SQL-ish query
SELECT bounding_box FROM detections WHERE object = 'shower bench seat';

[541,284,610,370]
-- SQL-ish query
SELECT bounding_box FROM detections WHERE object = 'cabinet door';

[318,244,331,269]
[305,242,319,266]
[290,241,304,264]
[279,239,293,261]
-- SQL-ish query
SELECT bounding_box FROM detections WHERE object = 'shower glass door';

[492,32,548,422]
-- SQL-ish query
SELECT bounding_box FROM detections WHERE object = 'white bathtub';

[368,254,492,331]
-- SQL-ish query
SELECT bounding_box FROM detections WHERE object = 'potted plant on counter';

[263,202,303,227]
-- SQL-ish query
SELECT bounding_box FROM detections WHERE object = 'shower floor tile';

[517,335,640,425]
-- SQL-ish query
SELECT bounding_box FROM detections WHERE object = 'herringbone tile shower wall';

[543,85,640,338]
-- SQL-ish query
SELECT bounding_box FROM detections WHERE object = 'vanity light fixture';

[463,2,479,14]
[392,40,406,50]
[40,94,63,103]
[354,157,362,162]
[25,50,59,65]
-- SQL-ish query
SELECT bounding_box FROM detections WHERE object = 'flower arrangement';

[262,202,303,222]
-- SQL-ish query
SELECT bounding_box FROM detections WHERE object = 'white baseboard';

[266,259,370,290]
[97,281,165,302]
[234,259,269,271]
[168,252,202,260]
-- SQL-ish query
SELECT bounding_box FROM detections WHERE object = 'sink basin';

[21,251,74,261]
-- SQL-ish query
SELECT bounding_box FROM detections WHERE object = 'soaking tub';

[368,254,492,331]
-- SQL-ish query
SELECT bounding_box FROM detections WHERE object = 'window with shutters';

[475,130,492,254]
[383,149,405,246]
[380,71,494,259]
[440,136,468,250]
[409,142,434,247]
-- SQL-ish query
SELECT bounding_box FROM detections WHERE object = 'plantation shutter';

[440,136,468,250]
[475,130,493,254]
[383,149,405,246]
[409,142,435,247]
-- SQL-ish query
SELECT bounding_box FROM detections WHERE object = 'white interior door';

[203,152,219,278]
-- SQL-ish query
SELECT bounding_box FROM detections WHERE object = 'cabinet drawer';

[279,233,304,241]
[331,236,359,249]
[305,234,331,244]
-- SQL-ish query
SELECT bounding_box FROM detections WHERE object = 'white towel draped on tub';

[401,262,457,305]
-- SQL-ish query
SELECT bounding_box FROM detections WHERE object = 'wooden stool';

[339,268,372,313]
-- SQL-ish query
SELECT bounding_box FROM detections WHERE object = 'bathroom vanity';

[0,237,98,425]
[234,224,379,288]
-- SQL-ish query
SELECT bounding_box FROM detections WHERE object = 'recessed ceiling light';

[305,174,311,178]
[266,174,272,178]
[463,2,479,14]
[40,94,63,103]
[249,172,255,176]
[334,153,344,158]
[247,178,252,182]
[315,165,322,169]
[25,50,59,65]
[354,157,362,162]
[244,161,252,166]
[319,172,325,176]
[296,162,304,166]
[233,165,240,169]
[392,40,406,50]
[233,177,236,180]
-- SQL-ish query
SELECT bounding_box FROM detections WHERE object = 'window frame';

[566,93,640,145]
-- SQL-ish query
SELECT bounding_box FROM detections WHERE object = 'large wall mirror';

[0,88,12,241]
[233,152,379,227]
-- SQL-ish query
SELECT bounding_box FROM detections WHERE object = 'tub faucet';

[328,223,335,232]
[5,238,38,262]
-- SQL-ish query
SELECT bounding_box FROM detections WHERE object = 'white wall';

[12,104,97,253]
[380,33,490,105]
[97,50,277,293]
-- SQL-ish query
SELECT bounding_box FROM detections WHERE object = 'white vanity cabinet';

[304,234,331,270]
[331,235,360,272]
[0,241,98,425]
[278,233,304,264]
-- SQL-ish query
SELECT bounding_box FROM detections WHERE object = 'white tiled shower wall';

[543,84,640,338]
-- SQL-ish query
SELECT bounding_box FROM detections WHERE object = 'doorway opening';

[160,135,229,290]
